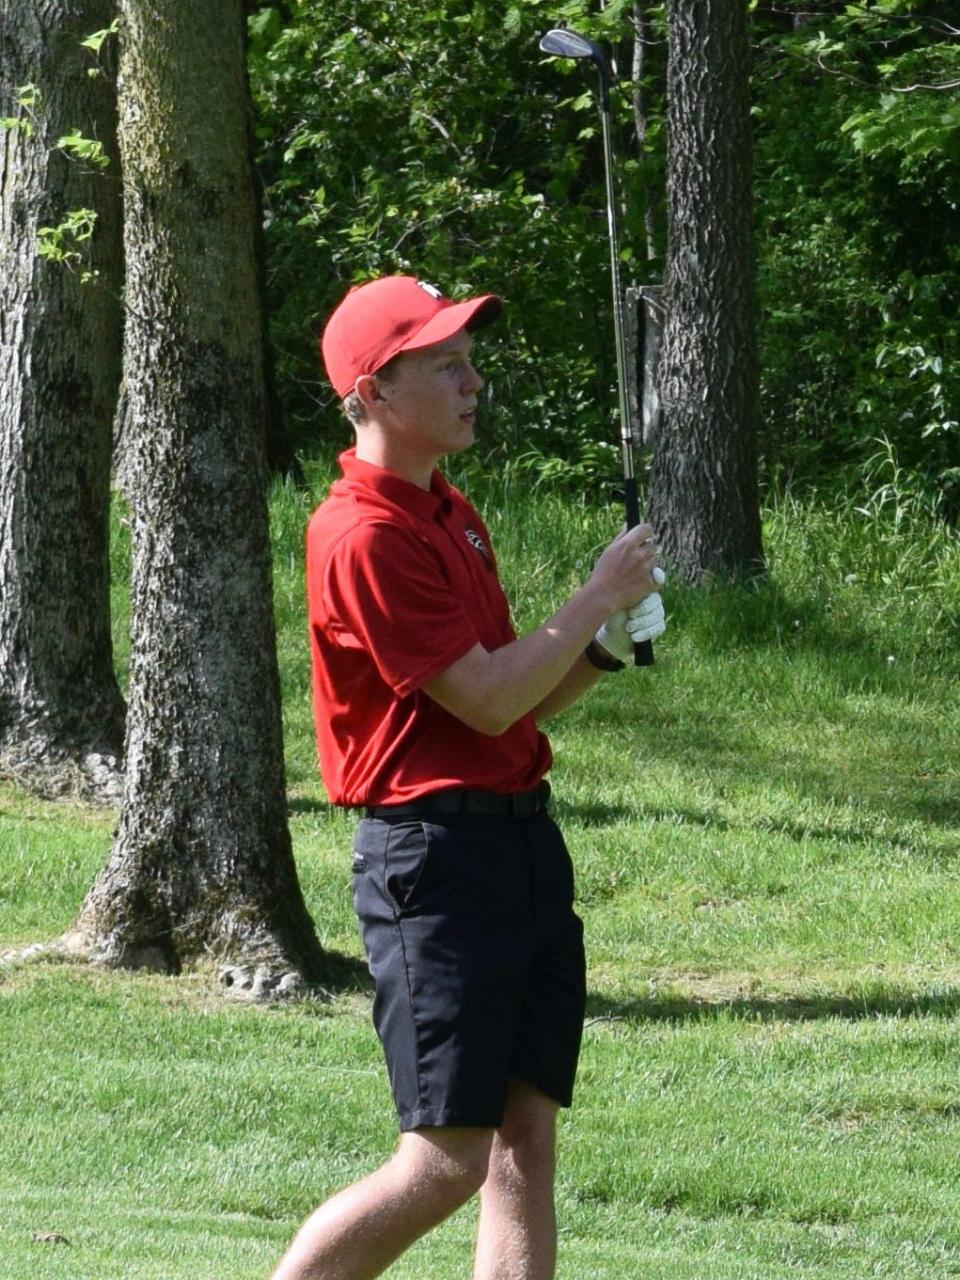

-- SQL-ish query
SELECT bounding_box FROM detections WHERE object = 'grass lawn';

[2,467,959,1278]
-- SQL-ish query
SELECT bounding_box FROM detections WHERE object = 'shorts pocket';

[353,817,388,873]
[383,821,432,915]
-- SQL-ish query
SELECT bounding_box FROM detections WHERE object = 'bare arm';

[422,523,659,735]
[530,650,605,723]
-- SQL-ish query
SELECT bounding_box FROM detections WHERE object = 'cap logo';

[417,281,444,300]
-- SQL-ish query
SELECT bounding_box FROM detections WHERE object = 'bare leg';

[472,1081,559,1280]
[270,1126,494,1280]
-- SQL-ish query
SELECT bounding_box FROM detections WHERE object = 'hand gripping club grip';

[624,478,655,667]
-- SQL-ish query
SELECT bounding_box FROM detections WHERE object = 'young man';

[271,276,664,1280]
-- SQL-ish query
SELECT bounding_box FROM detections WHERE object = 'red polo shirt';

[306,451,552,807]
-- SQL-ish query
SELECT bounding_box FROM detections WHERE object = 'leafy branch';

[55,130,110,169]
[36,209,100,283]
[0,83,40,136]
[793,46,960,93]
[81,18,120,55]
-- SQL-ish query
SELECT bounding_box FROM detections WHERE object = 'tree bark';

[631,2,659,266]
[647,0,763,581]
[626,284,665,449]
[0,0,125,800]
[65,0,324,995]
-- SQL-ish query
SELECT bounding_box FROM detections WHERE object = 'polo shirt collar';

[339,449,453,519]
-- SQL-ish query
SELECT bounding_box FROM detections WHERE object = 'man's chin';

[449,428,476,454]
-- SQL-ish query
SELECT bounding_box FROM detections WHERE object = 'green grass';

[2,466,959,1278]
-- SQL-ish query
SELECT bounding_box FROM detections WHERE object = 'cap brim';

[397,294,502,356]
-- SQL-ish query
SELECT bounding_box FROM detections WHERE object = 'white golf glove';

[594,570,667,661]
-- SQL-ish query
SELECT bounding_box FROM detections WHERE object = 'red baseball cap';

[320,276,502,399]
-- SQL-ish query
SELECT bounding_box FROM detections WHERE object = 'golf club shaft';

[599,72,654,667]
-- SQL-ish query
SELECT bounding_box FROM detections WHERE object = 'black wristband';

[584,638,625,672]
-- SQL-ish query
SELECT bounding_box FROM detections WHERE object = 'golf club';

[539,27,655,666]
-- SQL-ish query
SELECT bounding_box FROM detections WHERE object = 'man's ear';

[354,373,386,407]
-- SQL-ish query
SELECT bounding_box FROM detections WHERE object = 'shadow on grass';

[318,948,372,995]
[584,983,960,1026]
[638,754,957,839]
[633,802,959,853]
[288,797,336,815]
[551,799,633,826]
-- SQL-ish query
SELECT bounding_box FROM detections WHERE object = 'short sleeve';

[323,521,481,697]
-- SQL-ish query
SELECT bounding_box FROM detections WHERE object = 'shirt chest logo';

[464,527,493,570]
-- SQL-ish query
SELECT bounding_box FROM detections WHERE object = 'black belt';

[365,780,550,820]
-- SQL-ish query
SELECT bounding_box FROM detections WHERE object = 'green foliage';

[754,1,960,512]
[248,1,957,513]
[55,130,109,168]
[4,30,113,287]
[0,83,39,134]
[35,208,100,281]
[248,0,661,478]
[80,18,119,55]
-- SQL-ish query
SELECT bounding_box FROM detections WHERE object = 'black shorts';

[352,808,586,1131]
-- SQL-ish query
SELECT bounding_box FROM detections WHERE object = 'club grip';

[634,638,654,666]
[623,477,654,668]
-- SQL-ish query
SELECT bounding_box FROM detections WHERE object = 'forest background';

[248,0,959,518]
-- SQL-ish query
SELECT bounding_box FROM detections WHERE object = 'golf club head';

[539,27,605,68]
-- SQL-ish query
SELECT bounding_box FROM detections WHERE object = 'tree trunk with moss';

[647,0,763,582]
[0,0,125,800]
[66,0,324,995]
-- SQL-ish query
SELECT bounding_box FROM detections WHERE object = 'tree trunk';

[631,2,659,266]
[647,0,763,582]
[0,0,125,800]
[626,284,665,449]
[65,0,324,996]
